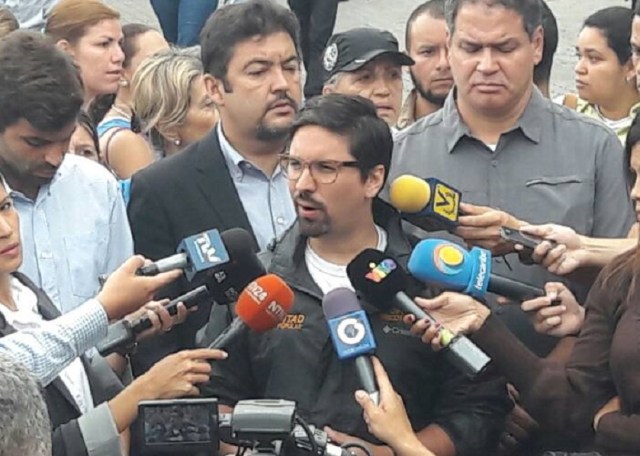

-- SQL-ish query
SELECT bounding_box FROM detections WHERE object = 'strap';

[103,127,128,168]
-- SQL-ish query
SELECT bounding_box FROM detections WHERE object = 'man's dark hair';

[583,7,634,65]
[200,0,300,91]
[405,0,446,51]
[0,31,83,132]
[534,0,558,85]
[290,94,393,187]
[444,0,542,38]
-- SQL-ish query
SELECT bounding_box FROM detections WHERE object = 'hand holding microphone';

[519,224,585,275]
[347,249,491,377]
[354,358,435,456]
[97,255,183,320]
[405,293,490,345]
[455,202,526,257]
[520,283,584,337]
[124,299,192,341]
[97,286,211,356]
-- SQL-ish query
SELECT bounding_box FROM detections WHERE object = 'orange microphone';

[208,274,294,349]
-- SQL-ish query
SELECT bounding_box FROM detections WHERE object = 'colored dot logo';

[433,243,464,275]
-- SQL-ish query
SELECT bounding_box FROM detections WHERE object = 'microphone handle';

[136,263,160,276]
[447,334,491,377]
[393,291,491,377]
[488,274,545,302]
[130,285,210,333]
[136,253,189,276]
[354,356,379,405]
[96,320,135,356]
[207,317,246,349]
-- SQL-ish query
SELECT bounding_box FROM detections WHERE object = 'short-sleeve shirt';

[389,87,634,354]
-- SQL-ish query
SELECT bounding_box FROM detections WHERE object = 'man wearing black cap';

[321,28,414,127]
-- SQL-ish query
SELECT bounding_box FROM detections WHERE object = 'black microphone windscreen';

[322,288,361,319]
[209,228,266,304]
[221,228,257,258]
[346,249,409,311]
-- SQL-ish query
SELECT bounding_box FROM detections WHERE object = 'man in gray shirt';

[390,0,633,452]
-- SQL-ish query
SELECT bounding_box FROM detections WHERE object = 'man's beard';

[255,122,291,141]
[298,216,330,238]
[256,94,299,141]
[410,71,447,107]
[295,195,330,238]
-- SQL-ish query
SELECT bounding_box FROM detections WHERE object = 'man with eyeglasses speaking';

[202,94,509,456]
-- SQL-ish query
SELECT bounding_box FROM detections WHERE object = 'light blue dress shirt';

[217,124,296,250]
[12,154,133,314]
[0,298,107,386]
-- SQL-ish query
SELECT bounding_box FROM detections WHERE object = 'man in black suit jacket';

[128,0,303,374]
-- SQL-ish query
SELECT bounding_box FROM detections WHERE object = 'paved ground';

[107,0,630,96]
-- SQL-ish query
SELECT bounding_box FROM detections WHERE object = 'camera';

[137,398,219,455]
[136,398,350,456]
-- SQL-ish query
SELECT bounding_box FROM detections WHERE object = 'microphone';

[96,230,266,357]
[389,175,462,230]
[322,288,379,405]
[137,228,231,282]
[208,274,294,349]
[204,228,267,305]
[347,249,491,377]
[96,286,211,356]
[408,239,547,302]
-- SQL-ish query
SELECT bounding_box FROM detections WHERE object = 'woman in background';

[562,7,640,143]
[45,0,125,108]
[69,111,101,163]
[96,23,169,179]
[132,48,218,157]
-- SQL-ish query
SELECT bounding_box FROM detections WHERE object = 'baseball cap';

[322,27,414,83]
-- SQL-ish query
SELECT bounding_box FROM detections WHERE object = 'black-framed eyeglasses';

[278,154,361,184]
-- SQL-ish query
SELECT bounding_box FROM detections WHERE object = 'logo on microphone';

[365,259,397,283]
[336,317,366,345]
[179,229,230,281]
[473,249,488,292]
[327,310,377,360]
[433,243,464,275]
[432,182,460,223]
[195,232,223,263]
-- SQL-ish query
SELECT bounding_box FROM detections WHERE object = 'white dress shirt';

[0,276,94,412]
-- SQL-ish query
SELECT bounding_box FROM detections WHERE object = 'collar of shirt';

[441,86,545,153]
[3,159,67,203]
[0,276,40,328]
[217,122,283,181]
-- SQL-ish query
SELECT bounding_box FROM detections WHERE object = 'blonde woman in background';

[132,48,218,157]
